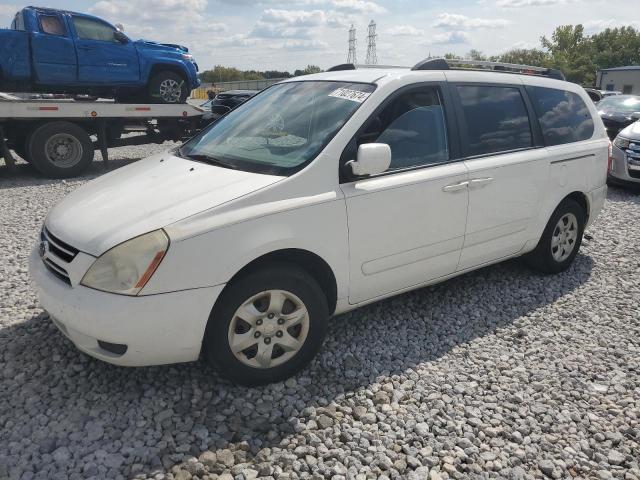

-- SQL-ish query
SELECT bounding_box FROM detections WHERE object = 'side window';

[72,16,117,42]
[456,85,532,156]
[356,88,449,171]
[39,14,65,36]
[16,13,25,31]
[526,86,594,146]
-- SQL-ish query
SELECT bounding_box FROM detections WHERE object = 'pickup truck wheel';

[27,122,94,178]
[204,265,329,386]
[148,71,188,104]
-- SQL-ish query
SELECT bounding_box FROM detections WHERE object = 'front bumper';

[609,145,640,185]
[29,247,224,366]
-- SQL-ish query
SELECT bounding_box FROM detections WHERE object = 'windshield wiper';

[182,153,241,171]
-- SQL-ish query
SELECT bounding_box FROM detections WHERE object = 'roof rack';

[411,58,565,80]
[326,58,565,80]
[326,63,408,72]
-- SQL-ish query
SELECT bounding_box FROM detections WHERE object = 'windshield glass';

[179,81,376,175]
[598,95,640,113]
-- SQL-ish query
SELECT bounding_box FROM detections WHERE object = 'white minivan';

[30,59,609,385]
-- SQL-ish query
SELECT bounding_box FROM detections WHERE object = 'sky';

[1,0,638,72]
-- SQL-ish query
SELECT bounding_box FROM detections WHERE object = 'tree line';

[199,65,321,84]
[199,25,640,87]
[448,25,640,86]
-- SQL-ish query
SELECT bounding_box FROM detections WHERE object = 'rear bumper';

[29,246,223,366]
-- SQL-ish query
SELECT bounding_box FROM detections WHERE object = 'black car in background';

[597,95,640,139]
[201,90,259,122]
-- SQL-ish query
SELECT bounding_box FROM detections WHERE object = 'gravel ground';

[1,149,639,480]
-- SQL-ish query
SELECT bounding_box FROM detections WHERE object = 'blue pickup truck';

[0,6,200,103]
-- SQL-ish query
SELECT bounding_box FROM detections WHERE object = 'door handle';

[442,181,469,192]
[468,177,494,189]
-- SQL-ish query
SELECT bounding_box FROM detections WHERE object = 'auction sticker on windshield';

[329,87,372,103]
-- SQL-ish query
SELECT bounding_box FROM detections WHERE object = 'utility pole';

[365,20,377,65]
[347,24,357,64]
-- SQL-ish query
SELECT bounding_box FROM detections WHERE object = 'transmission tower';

[365,20,377,65]
[347,24,357,64]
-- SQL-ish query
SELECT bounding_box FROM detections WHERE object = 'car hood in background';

[45,153,283,257]
[618,120,640,139]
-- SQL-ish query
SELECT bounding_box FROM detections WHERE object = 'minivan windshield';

[598,95,640,113]
[179,81,376,175]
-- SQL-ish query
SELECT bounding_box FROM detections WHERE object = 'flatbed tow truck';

[0,97,205,178]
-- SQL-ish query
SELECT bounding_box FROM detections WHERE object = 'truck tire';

[27,122,94,178]
[148,71,189,104]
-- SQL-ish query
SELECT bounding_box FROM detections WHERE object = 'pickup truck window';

[12,12,25,31]
[39,15,65,36]
[72,16,117,42]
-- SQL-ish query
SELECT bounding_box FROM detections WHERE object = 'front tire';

[148,71,188,104]
[525,198,586,274]
[204,265,329,386]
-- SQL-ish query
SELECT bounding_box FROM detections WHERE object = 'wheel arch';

[222,248,338,316]
[564,190,590,223]
[148,63,189,83]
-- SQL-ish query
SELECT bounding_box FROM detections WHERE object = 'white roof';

[282,67,574,91]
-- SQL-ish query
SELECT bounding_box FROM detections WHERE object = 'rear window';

[526,86,594,146]
[12,12,25,31]
[456,85,533,156]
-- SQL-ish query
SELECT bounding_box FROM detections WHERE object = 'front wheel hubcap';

[158,78,183,103]
[551,213,578,262]
[228,289,310,369]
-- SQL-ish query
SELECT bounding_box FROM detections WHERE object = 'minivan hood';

[45,153,283,256]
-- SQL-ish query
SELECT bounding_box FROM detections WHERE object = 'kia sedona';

[30,59,609,386]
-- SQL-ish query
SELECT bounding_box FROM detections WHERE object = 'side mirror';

[347,143,391,177]
[114,30,129,43]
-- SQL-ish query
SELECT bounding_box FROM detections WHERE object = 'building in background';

[596,66,640,94]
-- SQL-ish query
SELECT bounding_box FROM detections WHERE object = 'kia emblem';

[39,240,49,258]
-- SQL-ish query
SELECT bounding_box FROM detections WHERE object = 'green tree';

[466,49,487,61]
[495,48,549,66]
[294,65,322,76]
[540,25,595,84]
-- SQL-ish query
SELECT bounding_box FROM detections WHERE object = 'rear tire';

[204,265,329,386]
[147,71,188,104]
[27,122,94,178]
[525,198,586,274]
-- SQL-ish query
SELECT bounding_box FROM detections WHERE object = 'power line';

[347,24,357,64]
[365,20,377,65]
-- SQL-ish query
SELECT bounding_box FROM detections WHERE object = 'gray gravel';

[1,150,639,480]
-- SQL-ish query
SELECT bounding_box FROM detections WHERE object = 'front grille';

[623,142,640,179]
[42,228,79,263]
[41,228,79,286]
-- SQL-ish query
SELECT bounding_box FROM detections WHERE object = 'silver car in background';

[610,121,640,188]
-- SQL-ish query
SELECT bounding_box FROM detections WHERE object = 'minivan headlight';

[613,136,630,150]
[81,230,169,296]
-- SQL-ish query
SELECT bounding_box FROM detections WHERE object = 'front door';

[71,15,139,85]
[31,11,77,85]
[451,83,548,270]
[340,84,469,304]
